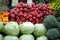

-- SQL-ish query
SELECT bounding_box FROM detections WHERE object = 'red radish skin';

[10,14,15,18]
[8,2,55,24]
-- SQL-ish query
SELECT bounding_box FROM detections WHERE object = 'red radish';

[26,16,29,20]
[23,4,28,8]
[10,18,15,21]
[28,14,32,18]
[19,2,23,5]
[36,19,39,23]
[16,9,20,12]
[46,12,49,15]
[36,14,40,18]
[16,16,19,19]
[20,14,24,17]
[47,3,51,7]
[32,20,36,24]
[14,8,17,10]
[43,11,46,13]
[39,6,42,9]
[28,6,31,9]
[32,3,35,6]
[14,12,18,16]
[39,17,44,23]
[31,8,34,11]
[44,15,47,19]
[33,5,36,8]
[18,12,23,16]
[10,13,15,18]
[36,8,39,11]
[24,8,27,11]
[40,13,43,17]
[21,18,25,21]
[42,7,46,11]
[23,14,27,18]
[19,16,23,19]
[17,5,22,9]
[20,8,23,11]
[36,4,40,8]
[42,4,45,6]
[33,17,36,19]
[29,18,33,21]
[47,7,51,10]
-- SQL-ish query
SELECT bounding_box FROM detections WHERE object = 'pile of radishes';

[9,2,55,24]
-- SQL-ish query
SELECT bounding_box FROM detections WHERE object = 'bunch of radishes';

[9,2,56,24]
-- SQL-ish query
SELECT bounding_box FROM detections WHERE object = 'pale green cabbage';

[4,36,19,40]
[0,34,3,40]
[19,22,34,34]
[34,24,47,37]
[4,22,19,36]
[36,36,48,40]
[19,34,34,40]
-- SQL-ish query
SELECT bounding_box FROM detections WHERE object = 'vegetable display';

[0,1,60,40]
[9,2,55,24]
[0,17,60,40]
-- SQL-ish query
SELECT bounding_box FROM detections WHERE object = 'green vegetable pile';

[44,15,60,40]
[0,15,60,40]
[0,21,47,40]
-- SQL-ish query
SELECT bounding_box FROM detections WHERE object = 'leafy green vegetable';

[19,34,34,40]
[44,15,58,29]
[34,24,47,37]
[4,22,19,36]
[19,22,34,34]
[4,36,19,40]
[36,36,48,40]
[0,34,3,40]
[47,28,60,40]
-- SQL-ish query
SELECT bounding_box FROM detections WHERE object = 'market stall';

[0,0,60,40]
